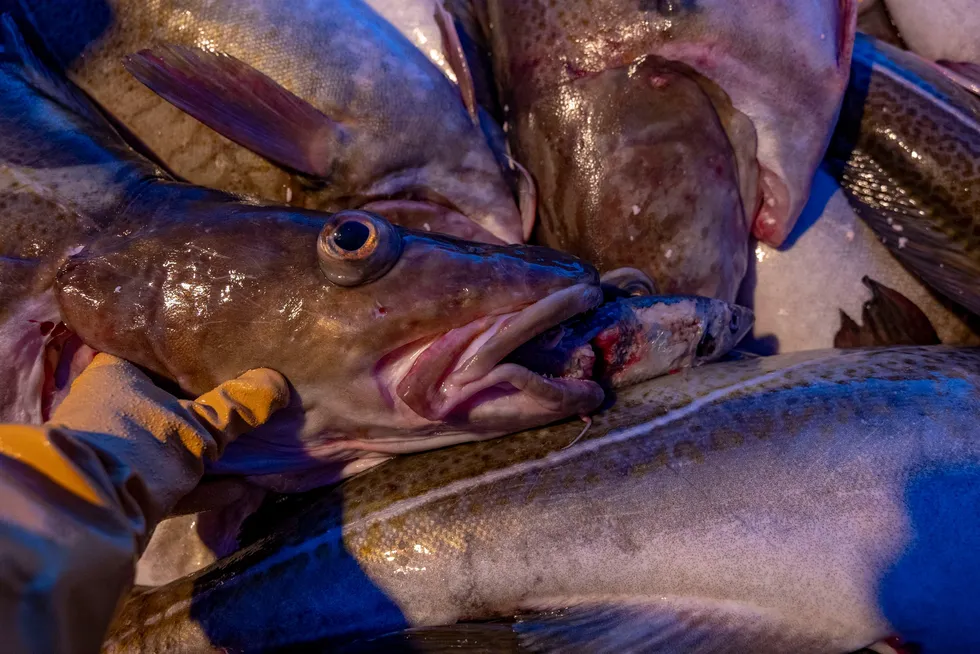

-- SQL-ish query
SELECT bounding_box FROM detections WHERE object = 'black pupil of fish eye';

[333,220,371,252]
[730,314,739,332]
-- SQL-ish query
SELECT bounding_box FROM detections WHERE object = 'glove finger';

[186,368,290,445]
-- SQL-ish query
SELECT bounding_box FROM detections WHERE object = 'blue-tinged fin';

[124,45,347,179]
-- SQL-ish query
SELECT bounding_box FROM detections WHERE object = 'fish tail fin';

[124,45,346,179]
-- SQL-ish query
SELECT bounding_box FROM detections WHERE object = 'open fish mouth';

[393,283,606,424]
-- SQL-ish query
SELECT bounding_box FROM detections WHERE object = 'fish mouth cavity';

[395,283,605,422]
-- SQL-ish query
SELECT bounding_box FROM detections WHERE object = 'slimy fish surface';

[106,346,980,653]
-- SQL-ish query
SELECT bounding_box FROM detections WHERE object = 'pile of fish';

[0,0,978,650]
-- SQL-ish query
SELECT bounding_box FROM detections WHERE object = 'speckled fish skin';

[738,166,980,355]
[826,34,980,317]
[493,51,755,301]
[105,346,980,653]
[15,0,524,243]
[129,292,751,590]
[484,0,856,262]
[0,18,606,486]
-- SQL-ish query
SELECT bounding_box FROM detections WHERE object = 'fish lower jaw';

[392,284,605,425]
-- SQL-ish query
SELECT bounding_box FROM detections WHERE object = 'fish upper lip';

[396,283,604,421]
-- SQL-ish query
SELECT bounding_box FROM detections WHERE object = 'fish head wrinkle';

[490,0,857,253]
[53,205,604,488]
[518,56,753,302]
[655,0,859,247]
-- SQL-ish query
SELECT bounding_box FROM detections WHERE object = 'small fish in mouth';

[509,294,754,389]
[0,13,608,493]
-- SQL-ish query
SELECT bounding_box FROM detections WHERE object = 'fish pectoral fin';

[937,60,980,97]
[513,596,813,653]
[124,45,345,179]
[434,1,479,125]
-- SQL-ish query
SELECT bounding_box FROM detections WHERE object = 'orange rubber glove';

[0,354,288,654]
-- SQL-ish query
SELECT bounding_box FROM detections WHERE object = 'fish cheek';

[54,250,174,381]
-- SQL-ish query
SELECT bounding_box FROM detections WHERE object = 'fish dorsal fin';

[0,13,107,128]
[434,1,479,125]
[513,597,822,653]
[124,45,346,179]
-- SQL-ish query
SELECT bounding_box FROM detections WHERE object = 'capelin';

[508,295,754,389]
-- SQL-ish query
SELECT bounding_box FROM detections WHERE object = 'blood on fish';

[39,321,55,336]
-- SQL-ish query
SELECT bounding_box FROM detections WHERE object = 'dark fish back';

[0,13,164,262]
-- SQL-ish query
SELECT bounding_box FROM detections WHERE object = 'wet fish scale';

[106,346,980,652]
[17,0,523,242]
[828,34,980,315]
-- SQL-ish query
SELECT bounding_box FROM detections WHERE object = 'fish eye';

[730,312,740,333]
[333,220,371,252]
[317,210,403,286]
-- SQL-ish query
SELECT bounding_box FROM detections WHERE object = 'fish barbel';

[105,346,980,652]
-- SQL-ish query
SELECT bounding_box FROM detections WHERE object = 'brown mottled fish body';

[483,0,855,300]
[0,17,609,488]
[17,0,524,242]
[827,34,980,317]
[106,347,980,653]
